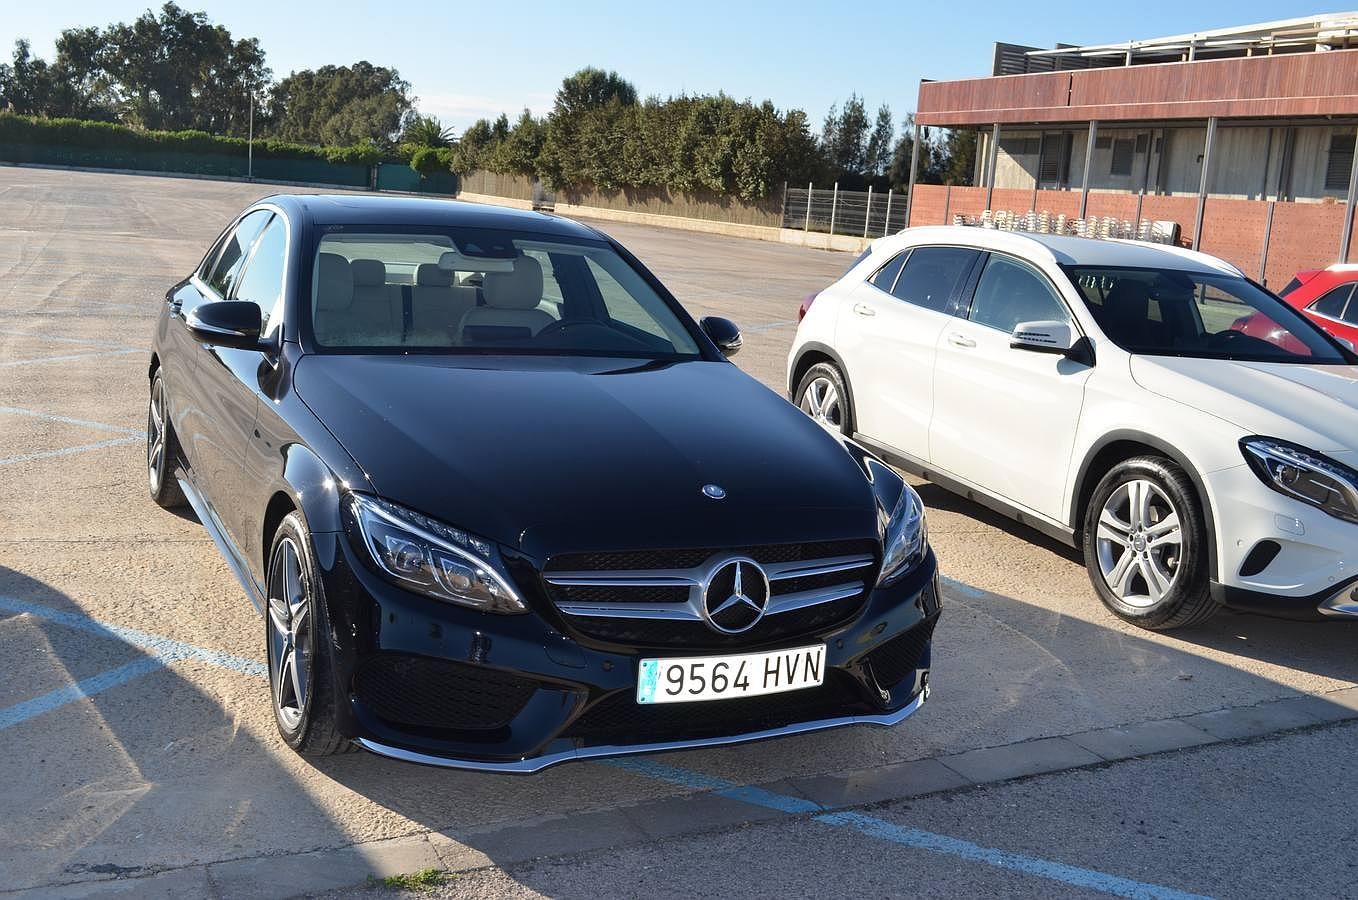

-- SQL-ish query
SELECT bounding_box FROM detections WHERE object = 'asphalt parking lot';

[2,166,1357,899]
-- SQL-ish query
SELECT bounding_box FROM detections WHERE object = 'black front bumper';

[311,531,941,773]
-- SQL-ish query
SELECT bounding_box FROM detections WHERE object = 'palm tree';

[401,114,454,148]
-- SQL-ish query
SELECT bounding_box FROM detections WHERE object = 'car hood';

[294,354,878,558]
[1129,355,1358,453]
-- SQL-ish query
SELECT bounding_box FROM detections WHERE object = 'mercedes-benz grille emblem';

[701,557,770,634]
[701,483,727,500]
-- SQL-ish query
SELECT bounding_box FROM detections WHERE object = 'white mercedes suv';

[789,225,1358,630]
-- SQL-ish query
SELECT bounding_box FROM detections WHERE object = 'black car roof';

[261,194,604,241]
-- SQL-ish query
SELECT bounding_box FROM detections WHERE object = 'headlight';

[1241,437,1358,524]
[346,493,527,614]
[878,482,928,586]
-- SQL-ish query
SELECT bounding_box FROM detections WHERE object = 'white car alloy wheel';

[799,375,844,430]
[1095,479,1182,608]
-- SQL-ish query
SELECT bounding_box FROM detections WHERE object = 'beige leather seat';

[410,263,477,343]
[313,253,360,345]
[349,258,400,342]
[457,256,554,342]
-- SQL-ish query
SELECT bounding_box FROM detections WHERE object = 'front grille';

[542,539,878,648]
[568,591,867,649]
[564,671,868,744]
[353,653,537,732]
[864,618,936,689]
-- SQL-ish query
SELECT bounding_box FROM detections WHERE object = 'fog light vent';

[1239,540,1282,577]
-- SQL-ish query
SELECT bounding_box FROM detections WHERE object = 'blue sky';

[1,1,1337,134]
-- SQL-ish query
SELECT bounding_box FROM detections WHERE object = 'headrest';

[351,258,386,287]
[482,256,544,310]
[316,253,353,311]
[415,263,453,287]
[1104,280,1152,319]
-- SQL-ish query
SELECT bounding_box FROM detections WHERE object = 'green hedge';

[0,112,409,166]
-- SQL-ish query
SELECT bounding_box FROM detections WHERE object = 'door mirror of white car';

[1011,320,1076,353]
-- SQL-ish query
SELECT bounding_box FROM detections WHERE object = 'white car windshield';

[309,227,702,359]
[1063,266,1348,364]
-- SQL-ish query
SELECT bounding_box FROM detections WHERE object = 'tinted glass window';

[311,228,701,359]
[1278,277,1302,297]
[868,252,907,292]
[969,256,1069,333]
[206,210,271,299]
[233,217,287,337]
[1064,266,1346,364]
[889,247,977,313]
[1309,285,1353,319]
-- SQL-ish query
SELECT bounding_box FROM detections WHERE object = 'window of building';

[1038,133,1072,187]
[1325,134,1355,192]
[1110,139,1135,177]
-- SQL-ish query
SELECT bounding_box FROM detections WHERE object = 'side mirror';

[1010,320,1093,366]
[700,316,742,358]
[187,301,264,350]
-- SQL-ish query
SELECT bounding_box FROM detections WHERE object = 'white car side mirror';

[1010,320,1077,354]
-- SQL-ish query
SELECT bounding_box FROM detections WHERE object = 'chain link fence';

[782,186,910,237]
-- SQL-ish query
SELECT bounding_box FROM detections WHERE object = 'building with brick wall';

[903,13,1358,288]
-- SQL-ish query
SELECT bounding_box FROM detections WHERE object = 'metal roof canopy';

[1026,12,1358,63]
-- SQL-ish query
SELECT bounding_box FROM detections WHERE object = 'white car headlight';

[1241,437,1358,525]
[346,493,527,614]
[878,483,928,586]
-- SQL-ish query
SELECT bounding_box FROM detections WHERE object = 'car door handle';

[852,302,876,317]
[947,332,976,348]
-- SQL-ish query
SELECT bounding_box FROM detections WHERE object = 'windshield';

[309,227,703,359]
[1063,266,1348,364]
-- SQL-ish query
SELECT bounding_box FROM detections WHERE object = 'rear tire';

[1081,456,1220,630]
[795,362,853,436]
[266,511,352,757]
[147,368,187,509]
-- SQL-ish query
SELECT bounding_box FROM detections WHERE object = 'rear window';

[1278,277,1302,298]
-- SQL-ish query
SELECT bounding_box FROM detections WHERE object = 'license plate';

[636,644,826,704]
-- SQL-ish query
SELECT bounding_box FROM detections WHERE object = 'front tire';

[1081,456,1219,630]
[266,511,351,756]
[147,369,187,509]
[795,362,853,436]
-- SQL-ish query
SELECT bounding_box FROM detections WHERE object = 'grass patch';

[375,868,453,891]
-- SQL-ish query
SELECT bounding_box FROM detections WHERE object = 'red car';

[1234,264,1358,351]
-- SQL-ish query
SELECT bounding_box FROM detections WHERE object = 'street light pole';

[248,91,254,180]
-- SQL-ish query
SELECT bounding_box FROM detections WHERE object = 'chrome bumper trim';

[354,687,928,774]
[1318,585,1358,618]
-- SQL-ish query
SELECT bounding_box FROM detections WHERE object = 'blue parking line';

[607,758,1210,899]
[0,328,140,351]
[0,405,144,435]
[0,436,143,466]
[0,657,165,730]
[0,348,144,368]
[0,597,267,678]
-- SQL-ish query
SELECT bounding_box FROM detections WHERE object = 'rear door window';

[1309,285,1353,320]
[888,247,979,313]
[868,252,908,292]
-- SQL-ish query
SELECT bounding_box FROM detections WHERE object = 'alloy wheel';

[800,376,844,430]
[147,378,167,492]
[1095,479,1183,608]
[267,538,311,731]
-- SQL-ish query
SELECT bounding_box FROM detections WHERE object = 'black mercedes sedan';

[147,194,940,772]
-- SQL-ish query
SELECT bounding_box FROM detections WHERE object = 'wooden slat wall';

[918,50,1358,125]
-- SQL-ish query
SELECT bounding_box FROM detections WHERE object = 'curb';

[12,686,1357,898]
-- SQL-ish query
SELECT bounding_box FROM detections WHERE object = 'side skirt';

[853,434,1078,548]
[176,468,267,614]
